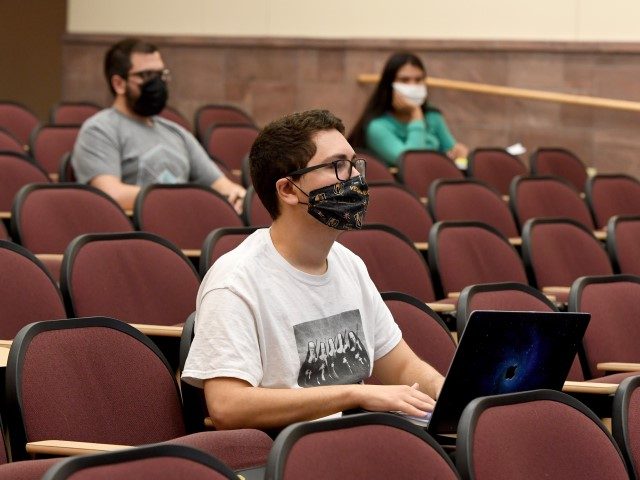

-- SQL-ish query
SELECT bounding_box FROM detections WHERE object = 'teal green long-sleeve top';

[365,111,457,167]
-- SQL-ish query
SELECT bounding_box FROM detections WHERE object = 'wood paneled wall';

[62,34,640,176]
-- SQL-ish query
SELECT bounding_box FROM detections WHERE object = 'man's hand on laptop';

[354,382,436,417]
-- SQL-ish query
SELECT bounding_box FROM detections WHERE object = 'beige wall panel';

[68,0,205,35]
[69,0,640,42]
[268,0,578,40]
[578,0,640,41]
[201,1,269,36]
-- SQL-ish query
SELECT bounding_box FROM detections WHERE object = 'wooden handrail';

[357,74,640,112]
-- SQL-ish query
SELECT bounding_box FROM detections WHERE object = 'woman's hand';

[447,142,469,160]
[392,90,424,121]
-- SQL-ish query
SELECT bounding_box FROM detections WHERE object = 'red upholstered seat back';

[29,125,80,175]
[366,182,433,243]
[0,127,26,154]
[587,175,640,229]
[570,276,640,378]
[0,152,50,212]
[268,414,460,480]
[430,179,518,238]
[243,187,271,227]
[530,148,588,192]
[0,241,66,339]
[397,150,463,197]
[463,394,628,480]
[383,293,455,375]
[134,184,243,250]
[0,102,39,147]
[613,376,640,479]
[523,219,612,289]
[468,148,527,196]
[10,320,185,456]
[205,124,259,172]
[62,233,200,326]
[429,222,527,297]
[194,104,254,143]
[50,102,101,125]
[355,150,395,182]
[200,227,258,277]
[12,184,133,253]
[338,226,436,302]
[608,215,640,275]
[511,175,594,230]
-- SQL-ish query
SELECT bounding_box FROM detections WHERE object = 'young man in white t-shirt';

[182,109,444,431]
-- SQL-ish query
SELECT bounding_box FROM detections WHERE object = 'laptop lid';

[427,310,590,434]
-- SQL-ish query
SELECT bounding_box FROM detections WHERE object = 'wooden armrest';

[204,417,214,428]
[447,292,460,300]
[26,440,131,456]
[124,209,133,217]
[0,339,12,347]
[128,324,183,337]
[388,167,398,175]
[593,230,607,241]
[562,380,618,395]
[48,173,59,182]
[413,242,428,251]
[419,197,428,205]
[181,249,201,258]
[508,237,522,246]
[0,346,9,368]
[597,362,640,373]
[35,254,63,262]
[542,286,571,295]
[544,294,557,302]
[0,211,11,219]
[501,195,509,202]
[426,302,456,313]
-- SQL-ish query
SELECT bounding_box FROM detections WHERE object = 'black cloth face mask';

[289,175,369,230]
[128,75,168,117]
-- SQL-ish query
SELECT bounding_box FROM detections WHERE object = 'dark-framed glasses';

[288,158,366,182]
[127,68,171,83]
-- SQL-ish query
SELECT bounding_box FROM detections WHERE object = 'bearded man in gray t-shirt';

[72,38,245,212]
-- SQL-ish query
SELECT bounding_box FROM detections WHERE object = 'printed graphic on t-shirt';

[294,309,371,387]
[136,144,189,185]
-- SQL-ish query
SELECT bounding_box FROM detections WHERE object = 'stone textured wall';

[62,34,640,176]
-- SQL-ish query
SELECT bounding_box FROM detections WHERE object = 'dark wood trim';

[63,33,640,54]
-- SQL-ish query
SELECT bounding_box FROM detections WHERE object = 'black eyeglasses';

[127,68,171,83]
[288,158,366,182]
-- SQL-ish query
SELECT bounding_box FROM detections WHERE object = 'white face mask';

[392,82,428,106]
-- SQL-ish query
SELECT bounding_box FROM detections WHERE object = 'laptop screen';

[428,310,590,433]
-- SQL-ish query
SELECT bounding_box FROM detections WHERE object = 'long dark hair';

[348,52,438,148]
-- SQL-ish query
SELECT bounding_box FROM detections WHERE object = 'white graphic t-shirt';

[182,228,401,389]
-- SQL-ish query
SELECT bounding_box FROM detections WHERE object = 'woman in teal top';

[349,52,468,167]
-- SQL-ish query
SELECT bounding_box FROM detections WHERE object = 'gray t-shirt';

[72,108,222,186]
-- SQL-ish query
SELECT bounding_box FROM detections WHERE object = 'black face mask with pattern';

[289,175,369,230]
[127,75,168,117]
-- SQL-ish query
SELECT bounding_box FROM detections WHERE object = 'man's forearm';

[90,175,140,210]
[206,380,362,430]
[397,359,445,400]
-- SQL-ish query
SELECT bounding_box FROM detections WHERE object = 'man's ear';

[275,177,301,207]
[111,75,127,95]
